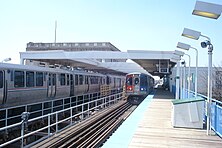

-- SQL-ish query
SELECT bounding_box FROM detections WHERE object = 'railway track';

[32,101,134,148]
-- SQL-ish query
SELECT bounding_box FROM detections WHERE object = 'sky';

[0,0,222,67]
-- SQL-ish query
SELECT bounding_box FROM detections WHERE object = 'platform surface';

[103,89,222,148]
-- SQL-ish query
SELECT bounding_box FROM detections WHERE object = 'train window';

[106,76,110,85]
[49,74,51,85]
[36,72,43,86]
[134,78,139,85]
[103,78,105,85]
[79,75,83,85]
[0,71,3,88]
[14,71,24,88]
[94,77,97,84]
[85,76,89,84]
[67,74,70,85]
[11,70,14,81]
[44,72,47,81]
[26,71,34,87]
[75,75,78,85]
[52,74,56,85]
[126,77,132,85]
[140,76,147,86]
[90,76,94,84]
[60,74,66,85]
[91,76,98,84]
[100,77,102,84]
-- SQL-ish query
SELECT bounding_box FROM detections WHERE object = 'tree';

[199,66,222,102]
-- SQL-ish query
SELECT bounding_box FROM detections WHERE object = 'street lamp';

[192,1,222,19]
[184,53,191,99]
[180,59,186,99]
[177,42,198,98]
[182,28,211,41]
[181,27,212,135]
[1,58,11,63]
[192,1,221,135]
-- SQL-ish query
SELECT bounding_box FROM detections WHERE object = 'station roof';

[20,49,184,77]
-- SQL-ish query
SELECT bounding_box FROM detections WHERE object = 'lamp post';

[180,59,186,99]
[184,53,191,99]
[173,50,185,100]
[191,1,222,135]
[177,42,198,98]
[181,27,212,135]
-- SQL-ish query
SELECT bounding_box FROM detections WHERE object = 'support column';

[175,61,180,99]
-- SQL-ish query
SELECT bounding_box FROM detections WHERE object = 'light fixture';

[177,42,191,50]
[182,28,211,41]
[182,28,201,40]
[193,1,222,19]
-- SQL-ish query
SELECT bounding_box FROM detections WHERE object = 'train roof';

[0,63,105,76]
[126,72,153,78]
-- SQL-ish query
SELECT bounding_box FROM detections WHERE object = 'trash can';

[171,97,205,129]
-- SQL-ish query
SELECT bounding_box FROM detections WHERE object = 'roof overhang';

[20,50,184,77]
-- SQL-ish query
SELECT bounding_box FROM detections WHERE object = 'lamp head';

[192,1,222,19]
[182,28,201,40]
[177,42,190,50]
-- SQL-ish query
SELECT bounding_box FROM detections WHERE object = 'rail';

[183,89,222,138]
[0,92,124,148]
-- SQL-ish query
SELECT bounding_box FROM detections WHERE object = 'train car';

[0,63,125,108]
[106,74,125,93]
[125,72,154,104]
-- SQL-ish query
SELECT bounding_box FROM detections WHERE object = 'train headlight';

[141,88,146,91]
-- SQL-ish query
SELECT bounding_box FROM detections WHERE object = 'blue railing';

[173,85,222,138]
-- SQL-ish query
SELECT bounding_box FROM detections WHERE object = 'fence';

[0,92,124,148]
[174,85,222,138]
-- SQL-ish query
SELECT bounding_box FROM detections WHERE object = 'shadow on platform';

[153,87,174,99]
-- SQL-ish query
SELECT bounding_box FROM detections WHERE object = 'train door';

[85,75,89,93]
[47,73,56,98]
[134,75,140,93]
[70,74,74,96]
[0,70,6,104]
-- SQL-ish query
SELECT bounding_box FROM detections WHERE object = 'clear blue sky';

[0,0,222,67]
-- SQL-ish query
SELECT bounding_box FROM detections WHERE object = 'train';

[125,72,154,104]
[0,63,125,108]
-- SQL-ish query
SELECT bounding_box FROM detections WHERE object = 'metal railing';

[0,92,124,148]
[182,88,222,138]
[0,92,100,128]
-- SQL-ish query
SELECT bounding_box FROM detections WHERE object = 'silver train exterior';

[0,63,125,108]
[125,72,154,104]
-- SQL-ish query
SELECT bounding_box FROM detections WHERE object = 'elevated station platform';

[103,88,222,148]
